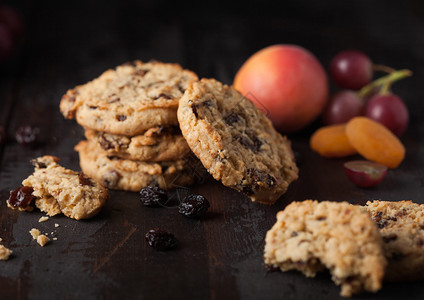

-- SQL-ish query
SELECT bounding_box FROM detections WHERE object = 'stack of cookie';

[60,61,200,192]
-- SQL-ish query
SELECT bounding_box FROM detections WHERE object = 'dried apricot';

[310,124,356,157]
[345,117,405,168]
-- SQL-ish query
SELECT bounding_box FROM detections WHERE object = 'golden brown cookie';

[60,60,198,136]
[177,78,298,204]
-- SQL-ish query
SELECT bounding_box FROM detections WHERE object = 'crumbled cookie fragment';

[29,228,41,239]
[29,228,50,247]
[264,200,386,297]
[363,200,424,281]
[38,216,49,222]
[37,235,50,247]
[9,155,109,220]
[0,245,12,260]
[54,223,59,228]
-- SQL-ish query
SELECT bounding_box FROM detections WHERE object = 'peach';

[233,45,328,133]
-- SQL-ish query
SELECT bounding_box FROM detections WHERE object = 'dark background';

[0,0,423,299]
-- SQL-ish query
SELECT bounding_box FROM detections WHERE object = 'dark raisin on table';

[15,125,39,147]
[145,228,177,251]
[8,186,35,209]
[178,194,210,218]
[139,186,168,207]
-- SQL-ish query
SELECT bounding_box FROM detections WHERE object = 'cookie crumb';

[53,237,58,241]
[54,223,59,228]
[39,216,49,222]
[37,235,50,247]
[0,238,3,242]
[29,228,41,239]
[0,245,12,260]
[29,228,50,247]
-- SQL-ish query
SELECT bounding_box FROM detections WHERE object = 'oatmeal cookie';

[364,200,424,281]
[264,200,386,297]
[7,156,108,220]
[60,60,198,136]
[75,140,199,192]
[84,126,190,162]
[177,78,298,204]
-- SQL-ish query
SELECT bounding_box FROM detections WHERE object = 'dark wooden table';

[1,0,424,299]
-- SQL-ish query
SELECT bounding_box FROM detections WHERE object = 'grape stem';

[358,69,412,98]
[372,64,396,74]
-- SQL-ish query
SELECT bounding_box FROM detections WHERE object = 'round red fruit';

[330,50,372,90]
[365,94,409,136]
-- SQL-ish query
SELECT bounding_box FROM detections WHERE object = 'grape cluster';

[324,50,411,137]
[0,5,23,62]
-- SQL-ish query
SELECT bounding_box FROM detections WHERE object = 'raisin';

[117,115,127,122]
[382,233,398,243]
[178,194,210,218]
[89,106,98,110]
[242,185,254,196]
[391,252,404,261]
[0,126,6,145]
[102,169,121,188]
[417,238,424,246]
[139,186,168,207]
[191,100,213,119]
[99,135,114,150]
[156,93,171,100]
[133,69,148,77]
[235,132,262,153]
[373,211,383,222]
[247,168,276,190]
[145,228,177,251]
[377,220,388,229]
[8,186,35,209]
[15,125,39,147]
[265,264,280,272]
[224,112,240,125]
[30,159,46,169]
[291,232,298,237]
[191,102,199,118]
[79,173,94,186]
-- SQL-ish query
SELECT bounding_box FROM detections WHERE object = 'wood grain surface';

[1,0,424,299]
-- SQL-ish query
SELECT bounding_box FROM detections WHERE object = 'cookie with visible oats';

[364,200,424,281]
[177,78,298,204]
[7,156,108,220]
[84,126,190,162]
[60,60,198,136]
[264,200,386,298]
[75,140,199,192]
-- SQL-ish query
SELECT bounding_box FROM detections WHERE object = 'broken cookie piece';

[364,200,424,281]
[0,244,12,260]
[264,200,386,297]
[29,228,50,247]
[7,155,109,220]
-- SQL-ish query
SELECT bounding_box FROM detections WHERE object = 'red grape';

[330,50,373,90]
[322,90,364,125]
[0,24,13,61]
[364,93,409,136]
[344,160,388,188]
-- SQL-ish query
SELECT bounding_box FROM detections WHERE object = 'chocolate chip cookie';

[177,78,298,204]
[75,140,199,192]
[364,200,424,281]
[7,156,109,220]
[84,126,190,162]
[60,60,198,136]
[264,200,386,297]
